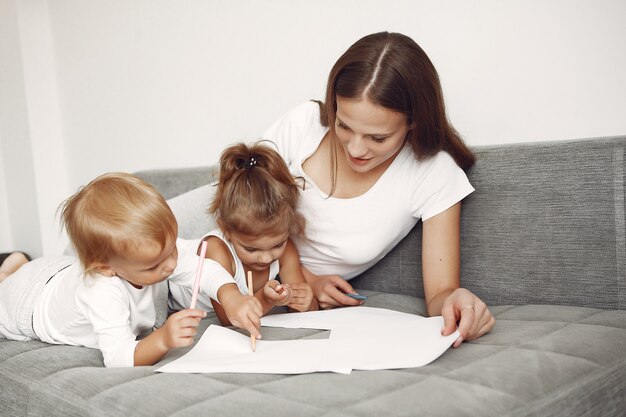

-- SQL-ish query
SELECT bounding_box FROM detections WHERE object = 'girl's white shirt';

[168,230,280,312]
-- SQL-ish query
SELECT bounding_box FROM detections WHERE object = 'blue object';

[345,293,368,300]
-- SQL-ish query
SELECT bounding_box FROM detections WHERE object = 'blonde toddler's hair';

[60,172,178,274]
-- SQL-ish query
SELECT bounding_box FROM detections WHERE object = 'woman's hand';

[422,204,493,347]
[286,282,316,312]
[263,279,291,306]
[303,268,362,309]
[440,288,495,348]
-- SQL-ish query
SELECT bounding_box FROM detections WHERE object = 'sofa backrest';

[352,136,626,309]
[136,166,217,200]
[138,135,626,310]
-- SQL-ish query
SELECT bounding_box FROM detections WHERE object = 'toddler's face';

[228,231,289,272]
[109,238,178,288]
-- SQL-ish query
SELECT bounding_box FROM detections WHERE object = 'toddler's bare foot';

[0,252,30,282]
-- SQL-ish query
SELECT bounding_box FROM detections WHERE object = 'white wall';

[0,139,12,250]
[1,0,626,257]
[0,0,43,257]
[1,0,69,258]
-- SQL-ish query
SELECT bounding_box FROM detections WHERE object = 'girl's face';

[107,238,178,288]
[227,231,289,272]
[334,95,411,174]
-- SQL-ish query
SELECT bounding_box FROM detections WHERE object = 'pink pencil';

[189,240,208,309]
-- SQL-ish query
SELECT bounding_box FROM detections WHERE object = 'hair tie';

[237,157,258,170]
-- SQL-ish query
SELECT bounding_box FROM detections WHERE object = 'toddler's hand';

[220,291,263,341]
[286,282,315,312]
[263,279,291,306]
[161,308,206,349]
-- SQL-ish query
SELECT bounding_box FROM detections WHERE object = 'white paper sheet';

[156,306,459,374]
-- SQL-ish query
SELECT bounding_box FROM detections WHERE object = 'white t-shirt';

[263,101,475,279]
[168,229,280,312]
[33,238,235,367]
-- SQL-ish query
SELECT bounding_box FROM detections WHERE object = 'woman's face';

[334,95,411,174]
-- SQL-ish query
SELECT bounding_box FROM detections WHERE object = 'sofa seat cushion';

[1,292,625,417]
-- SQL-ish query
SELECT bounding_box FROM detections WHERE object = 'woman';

[263,31,494,346]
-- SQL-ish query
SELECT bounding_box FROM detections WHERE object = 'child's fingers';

[175,308,207,319]
[249,297,263,316]
[187,308,207,318]
[247,309,261,329]
[166,323,200,348]
[173,334,196,347]
[266,281,289,297]
[277,284,290,299]
[265,279,280,290]
[174,326,198,338]
[176,316,202,329]
[264,292,282,302]
[264,284,284,298]
[171,317,201,332]
[230,299,262,336]
[230,299,262,324]
[243,314,261,340]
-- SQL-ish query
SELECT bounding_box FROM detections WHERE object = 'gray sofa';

[2,136,625,417]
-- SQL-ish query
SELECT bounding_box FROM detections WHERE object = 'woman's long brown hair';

[319,31,475,193]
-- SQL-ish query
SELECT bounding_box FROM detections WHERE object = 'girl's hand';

[160,308,206,349]
[304,271,362,309]
[286,282,316,312]
[440,288,495,348]
[219,289,263,341]
[263,279,291,306]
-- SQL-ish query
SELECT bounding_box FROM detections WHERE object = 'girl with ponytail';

[169,141,317,327]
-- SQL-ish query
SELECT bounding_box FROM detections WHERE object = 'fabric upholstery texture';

[2,294,625,417]
[2,136,625,417]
